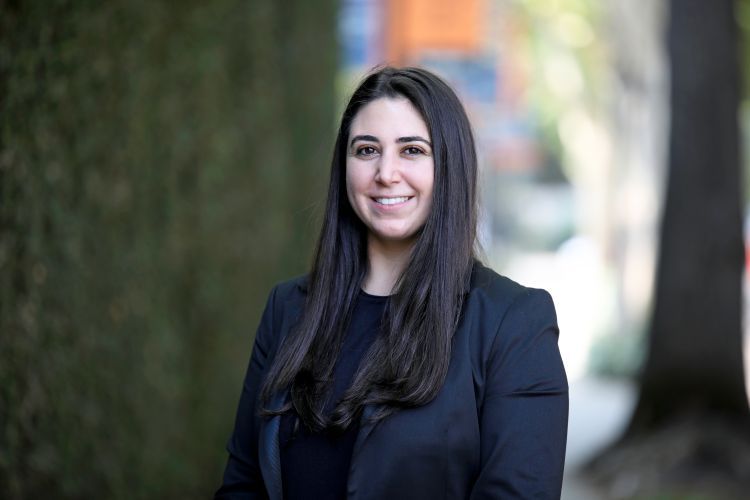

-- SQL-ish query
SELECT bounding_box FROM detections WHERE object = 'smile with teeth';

[374,196,411,205]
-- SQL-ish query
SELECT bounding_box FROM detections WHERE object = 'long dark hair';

[260,66,478,431]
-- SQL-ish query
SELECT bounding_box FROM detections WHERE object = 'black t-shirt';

[280,290,387,500]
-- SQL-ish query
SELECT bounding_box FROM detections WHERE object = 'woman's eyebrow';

[350,134,379,147]
[397,136,431,146]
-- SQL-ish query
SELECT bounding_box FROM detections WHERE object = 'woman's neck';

[362,236,413,296]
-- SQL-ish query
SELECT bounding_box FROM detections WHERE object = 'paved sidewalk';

[562,377,637,500]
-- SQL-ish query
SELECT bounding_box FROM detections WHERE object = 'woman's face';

[345,97,434,251]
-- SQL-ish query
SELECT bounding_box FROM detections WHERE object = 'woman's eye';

[356,146,377,156]
[403,146,425,156]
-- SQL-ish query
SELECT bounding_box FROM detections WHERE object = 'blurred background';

[2,0,750,498]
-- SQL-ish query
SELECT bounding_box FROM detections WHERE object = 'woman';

[216,67,568,499]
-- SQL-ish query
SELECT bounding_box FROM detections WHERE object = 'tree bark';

[628,0,748,434]
[0,1,337,498]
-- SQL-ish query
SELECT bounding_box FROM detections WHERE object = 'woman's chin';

[368,230,419,249]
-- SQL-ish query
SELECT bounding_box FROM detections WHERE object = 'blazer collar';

[259,391,286,500]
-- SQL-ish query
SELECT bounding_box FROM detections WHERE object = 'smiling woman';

[215,67,569,500]
[346,97,435,294]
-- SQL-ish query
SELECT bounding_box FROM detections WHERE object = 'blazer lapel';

[260,399,380,498]
[259,391,285,500]
[351,404,379,461]
[257,304,301,500]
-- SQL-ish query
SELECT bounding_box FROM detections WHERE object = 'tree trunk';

[628,0,748,433]
[0,1,337,498]
[585,2,750,496]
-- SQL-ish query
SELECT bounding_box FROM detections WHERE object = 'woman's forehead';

[349,97,430,140]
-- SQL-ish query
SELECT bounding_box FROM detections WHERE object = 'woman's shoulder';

[466,262,557,333]
[465,263,565,395]
[257,274,309,331]
[270,273,309,300]
[469,262,550,304]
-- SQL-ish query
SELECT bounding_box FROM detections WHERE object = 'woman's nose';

[375,152,401,184]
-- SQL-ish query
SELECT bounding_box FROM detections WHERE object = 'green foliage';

[737,0,750,202]
[737,0,750,98]
[588,327,646,379]
[508,0,605,174]
[0,0,337,498]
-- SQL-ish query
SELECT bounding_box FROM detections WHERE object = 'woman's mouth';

[373,196,412,206]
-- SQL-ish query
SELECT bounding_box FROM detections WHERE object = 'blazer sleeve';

[471,288,569,500]
[214,286,280,500]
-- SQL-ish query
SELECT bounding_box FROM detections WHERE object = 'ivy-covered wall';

[0,1,337,498]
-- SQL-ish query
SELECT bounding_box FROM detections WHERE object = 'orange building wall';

[385,0,484,65]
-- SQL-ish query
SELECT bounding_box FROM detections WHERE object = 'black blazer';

[216,264,568,499]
